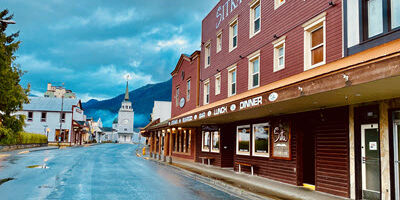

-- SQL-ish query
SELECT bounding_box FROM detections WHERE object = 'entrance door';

[394,119,400,200]
[161,133,165,156]
[361,124,381,200]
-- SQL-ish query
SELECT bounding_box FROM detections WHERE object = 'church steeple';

[124,81,129,101]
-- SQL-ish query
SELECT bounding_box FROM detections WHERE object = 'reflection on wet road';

[0,144,241,200]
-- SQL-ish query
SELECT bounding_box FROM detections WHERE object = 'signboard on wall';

[271,121,291,160]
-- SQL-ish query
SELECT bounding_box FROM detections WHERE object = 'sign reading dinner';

[216,0,243,29]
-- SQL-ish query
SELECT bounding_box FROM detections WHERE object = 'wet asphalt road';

[0,144,242,200]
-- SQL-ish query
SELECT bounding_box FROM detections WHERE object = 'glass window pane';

[279,46,284,57]
[279,57,284,66]
[233,24,237,36]
[232,71,236,82]
[233,36,237,47]
[254,19,260,33]
[392,0,400,29]
[232,83,236,94]
[212,131,219,151]
[253,74,259,87]
[311,46,324,65]
[238,126,250,152]
[254,124,269,154]
[255,5,260,19]
[311,27,323,48]
[253,59,259,73]
[368,0,383,37]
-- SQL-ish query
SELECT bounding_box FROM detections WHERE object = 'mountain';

[82,79,172,130]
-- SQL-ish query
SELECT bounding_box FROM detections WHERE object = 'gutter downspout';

[196,52,201,107]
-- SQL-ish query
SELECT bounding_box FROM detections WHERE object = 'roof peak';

[124,81,129,101]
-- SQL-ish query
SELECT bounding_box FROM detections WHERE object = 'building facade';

[17,97,86,145]
[151,101,171,122]
[116,82,134,143]
[144,0,400,199]
[44,83,76,99]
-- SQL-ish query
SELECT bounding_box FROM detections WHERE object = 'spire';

[124,81,129,101]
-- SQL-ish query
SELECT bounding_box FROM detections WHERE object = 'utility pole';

[60,83,65,142]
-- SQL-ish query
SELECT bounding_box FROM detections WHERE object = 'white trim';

[215,73,221,95]
[273,39,286,72]
[203,79,210,105]
[252,122,270,157]
[248,51,261,90]
[216,30,223,53]
[228,66,237,97]
[202,131,210,152]
[249,0,261,38]
[274,0,285,10]
[211,131,220,153]
[303,15,326,71]
[205,42,211,68]
[236,125,251,155]
[229,17,239,52]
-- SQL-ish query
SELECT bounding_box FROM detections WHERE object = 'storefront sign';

[182,116,193,123]
[230,104,237,111]
[216,0,243,29]
[272,121,291,160]
[240,96,262,110]
[199,112,206,119]
[170,119,178,125]
[214,106,227,115]
[74,107,83,114]
[369,142,377,150]
[268,92,278,102]
[202,125,219,132]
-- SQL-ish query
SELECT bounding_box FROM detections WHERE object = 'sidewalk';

[154,157,348,200]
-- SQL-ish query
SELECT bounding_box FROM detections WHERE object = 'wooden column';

[349,105,356,199]
[169,131,172,157]
[184,130,187,153]
[379,101,391,199]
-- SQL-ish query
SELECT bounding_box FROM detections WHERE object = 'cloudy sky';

[3,0,218,101]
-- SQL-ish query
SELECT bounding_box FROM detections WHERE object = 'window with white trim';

[187,79,191,101]
[274,0,285,9]
[248,53,260,89]
[211,131,220,153]
[229,19,238,52]
[237,125,251,155]
[303,14,326,71]
[252,123,270,157]
[203,79,210,105]
[250,0,261,38]
[202,131,210,152]
[228,66,237,96]
[215,73,221,95]
[28,112,33,121]
[175,86,179,107]
[205,43,211,68]
[216,31,222,53]
[273,38,285,72]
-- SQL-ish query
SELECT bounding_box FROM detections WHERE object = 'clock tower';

[117,81,134,143]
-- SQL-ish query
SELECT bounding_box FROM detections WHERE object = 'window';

[250,1,261,37]
[27,112,33,121]
[211,131,220,153]
[175,87,180,107]
[205,43,211,68]
[252,123,270,157]
[187,79,191,101]
[273,37,286,72]
[216,31,222,53]
[229,19,238,52]
[274,0,285,9]
[248,51,260,89]
[203,79,210,105]
[392,0,400,29]
[303,13,326,70]
[202,131,210,152]
[215,73,221,95]
[41,112,47,122]
[366,0,384,38]
[228,66,237,96]
[237,125,251,155]
[61,113,66,123]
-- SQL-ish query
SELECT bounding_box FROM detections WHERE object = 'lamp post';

[43,124,48,140]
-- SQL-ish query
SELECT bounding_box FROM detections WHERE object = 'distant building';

[16,97,86,144]
[101,127,117,142]
[151,101,171,122]
[44,83,76,99]
[116,82,134,143]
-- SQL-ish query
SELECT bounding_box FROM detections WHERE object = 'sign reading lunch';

[216,0,243,29]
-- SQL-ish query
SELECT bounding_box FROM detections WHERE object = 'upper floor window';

[204,79,210,105]
[362,0,400,39]
[273,37,286,72]
[41,112,47,122]
[303,13,326,71]
[228,66,237,96]
[250,1,261,38]
[28,112,33,121]
[61,113,66,123]
[229,18,238,52]
[205,43,211,68]
[186,79,191,101]
[248,51,260,89]
[275,0,285,9]
[175,86,179,107]
[216,31,222,53]
[215,73,221,95]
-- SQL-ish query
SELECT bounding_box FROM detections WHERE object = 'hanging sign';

[271,120,291,160]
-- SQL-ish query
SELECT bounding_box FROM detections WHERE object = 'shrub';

[0,126,17,145]
[17,132,47,144]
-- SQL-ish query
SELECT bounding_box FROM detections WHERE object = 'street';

[0,144,242,200]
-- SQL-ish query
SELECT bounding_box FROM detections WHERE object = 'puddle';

[0,178,14,185]
[26,165,49,169]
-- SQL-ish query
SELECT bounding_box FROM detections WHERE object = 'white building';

[116,82,134,143]
[151,101,171,122]
[44,83,76,99]
[16,97,85,144]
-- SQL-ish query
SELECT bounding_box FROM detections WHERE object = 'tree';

[0,9,29,144]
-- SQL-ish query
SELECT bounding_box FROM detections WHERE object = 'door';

[161,133,165,156]
[361,124,381,200]
[394,119,400,200]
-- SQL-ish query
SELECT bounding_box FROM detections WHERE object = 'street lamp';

[0,20,16,24]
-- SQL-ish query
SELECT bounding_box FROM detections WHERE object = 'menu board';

[271,121,291,160]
